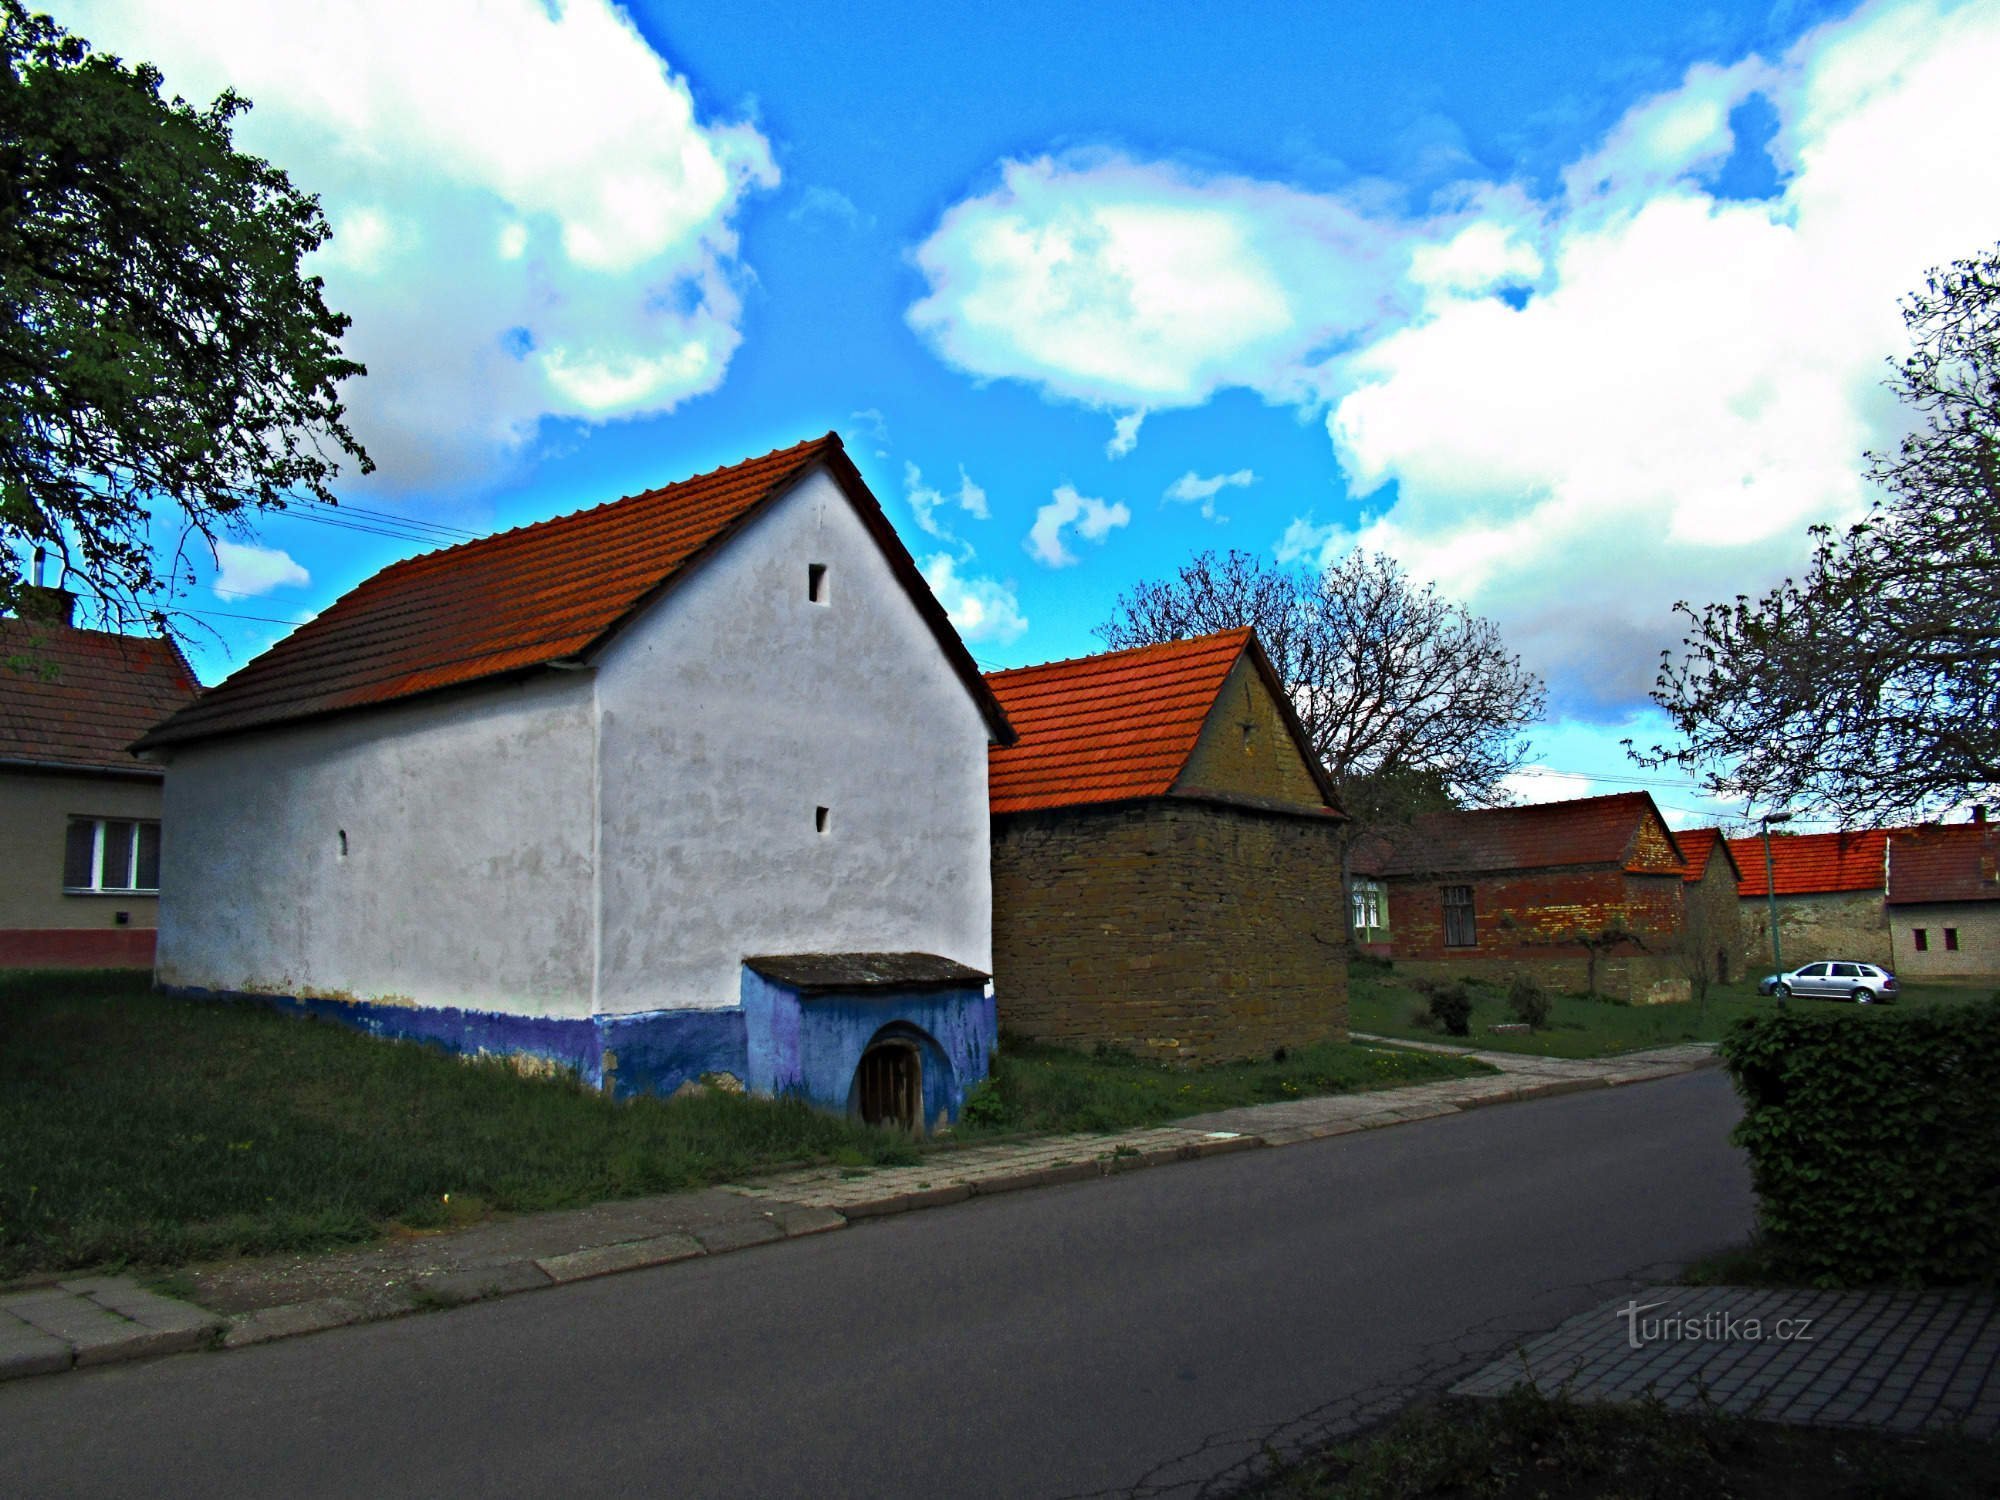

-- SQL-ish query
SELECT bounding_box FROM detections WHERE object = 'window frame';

[1350,879,1385,934]
[63,816,161,896]
[1441,884,1477,948]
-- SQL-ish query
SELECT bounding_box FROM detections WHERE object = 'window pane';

[136,823,161,890]
[1915,929,1929,951]
[1945,928,1959,951]
[63,820,97,889]
[100,821,134,891]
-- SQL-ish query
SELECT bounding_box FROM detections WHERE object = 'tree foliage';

[1641,243,2000,822]
[1098,547,1545,817]
[0,1,368,626]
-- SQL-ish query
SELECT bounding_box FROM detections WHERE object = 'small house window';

[1442,885,1477,947]
[1351,880,1385,933]
[1914,928,1929,952]
[815,805,830,834]
[64,817,160,894]
[807,563,828,604]
[1945,927,1959,952]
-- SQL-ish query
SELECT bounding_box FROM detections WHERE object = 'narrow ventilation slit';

[808,563,828,604]
[815,805,830,835]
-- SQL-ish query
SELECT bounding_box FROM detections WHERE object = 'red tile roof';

[1359,791,1684,877]
[136,434,1010,751]
[983,630,1336,816]
[1885,824,2000,905]
[1727,829,1891,897]
[1672,826,1742,884]
[2,618,200,774]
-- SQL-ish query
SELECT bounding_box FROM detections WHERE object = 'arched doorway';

[855,1037,922,1129]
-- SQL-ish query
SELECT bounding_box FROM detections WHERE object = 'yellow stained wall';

[1174,655,1327,807]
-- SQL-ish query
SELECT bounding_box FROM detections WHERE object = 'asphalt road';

[0,1069,1754,1499]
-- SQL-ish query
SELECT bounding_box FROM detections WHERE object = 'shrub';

[1416,979,1473,1037]
[1506,975,1552,1030]
[1722,1002,2000,1286]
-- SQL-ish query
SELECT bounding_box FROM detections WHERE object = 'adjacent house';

[1884,819,2000,979]
[983,628,1348,1063]
[1355,792,1694,1003]
[134,434,1015,1127]
[1,586,200,968]
[1727,828,1893,971]
[1671,827,1747,985]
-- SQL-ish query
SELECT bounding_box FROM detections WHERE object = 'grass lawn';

[1250,1386,2000,1498]
[1349,962,1994,1059]
[1,970,1486,1278]
[957,1034,1493,1135]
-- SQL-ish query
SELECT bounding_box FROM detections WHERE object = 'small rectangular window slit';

[807,563,828,604]
[815,805,830,834]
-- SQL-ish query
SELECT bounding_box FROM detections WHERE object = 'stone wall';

[1740,889,1891,974]
[1175,654,1327,806]
[1682,853,1745,985]
[990,797,1347,1063]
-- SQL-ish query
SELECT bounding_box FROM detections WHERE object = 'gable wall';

[155,673,598,1013]
[1683,851,1745,983]
[1174,655,1326,808]
[592,467,993,1016]
[1889,902,2000,978]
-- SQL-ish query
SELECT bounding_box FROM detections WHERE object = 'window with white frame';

[63,818,161,894]
[1351,879,1386,934]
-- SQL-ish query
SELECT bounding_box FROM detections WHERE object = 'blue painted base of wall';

[164,979,995,1122]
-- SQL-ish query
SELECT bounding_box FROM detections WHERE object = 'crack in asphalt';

[1064,1260,1690,1500]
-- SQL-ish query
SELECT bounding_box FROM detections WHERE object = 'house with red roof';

[134,434,1013,1128]
[1726,828,1894,971]
[1,585,201,968]
[982,629,1348,1062]
[1354,792,1701,1003]
[1884,819,2000,979]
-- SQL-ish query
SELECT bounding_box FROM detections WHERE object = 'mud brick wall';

[1383,868,1690,1002]
[1740,889,1892,972]
[990,798,1348,1063]
[1683,853,1746,984]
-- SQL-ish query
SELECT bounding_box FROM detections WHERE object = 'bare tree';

[1099,548,1546,939]
[1637,243,2000,823]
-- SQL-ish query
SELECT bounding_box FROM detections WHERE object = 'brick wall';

[1382,866,1690,1002]
[990,797,1348,1063]
[1740,889,1891,973]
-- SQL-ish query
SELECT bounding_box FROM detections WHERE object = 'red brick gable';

[136,434,1010,751]
[983,630,1338,816]
[1360,791,1685,878]
[1,618,199,773]
[1729,828,1893,897]
[1885,824,2000,905]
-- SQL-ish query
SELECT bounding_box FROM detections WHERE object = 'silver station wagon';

[1774,961,1900,1004]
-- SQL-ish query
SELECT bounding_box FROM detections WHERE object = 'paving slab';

[224,1298,371,1349]
[0,1307,74,1381]
[1453,1285,2000,1439]
[536,1234,706,1285]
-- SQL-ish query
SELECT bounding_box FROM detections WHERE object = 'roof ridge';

[984,626,1252,681]
[364,433,839,581]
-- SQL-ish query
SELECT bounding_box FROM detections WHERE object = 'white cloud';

[1164,467,1254,521]
[903,462,990,545]
[65,0,777,491]
[1025,484,1130,568]
[212,541,309,598]
[1498,765,1600,806]
[1106,410,1146,458]
[920,553,1027,644]
[911,0,2000,709]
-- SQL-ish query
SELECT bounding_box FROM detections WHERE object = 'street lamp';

[1759,811,1794,1004]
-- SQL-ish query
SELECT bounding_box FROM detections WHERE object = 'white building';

[137,435,1013,1126]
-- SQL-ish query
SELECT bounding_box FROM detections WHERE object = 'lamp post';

[1759,811,1794,1004]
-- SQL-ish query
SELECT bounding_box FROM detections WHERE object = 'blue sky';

[51,0,2000,828]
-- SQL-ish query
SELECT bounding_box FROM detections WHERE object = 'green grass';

[2,972,1490,1278]
[1253,1386,2000,1499]
[956,1033,1492,1135]
[1348,964,1992,1059]
[0,970,924,1279]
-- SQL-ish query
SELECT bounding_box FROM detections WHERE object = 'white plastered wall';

[154,673,598,1015]
[591,464,994,1016]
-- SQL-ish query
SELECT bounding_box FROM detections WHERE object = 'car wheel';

[1852,989,1872,1004]
[1776,983,1792,999]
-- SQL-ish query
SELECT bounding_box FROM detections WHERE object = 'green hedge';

[1722,1003,2000,1286]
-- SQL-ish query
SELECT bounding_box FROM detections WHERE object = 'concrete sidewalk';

[1454,1284,2000,1438]
[1,1037,1721,1383]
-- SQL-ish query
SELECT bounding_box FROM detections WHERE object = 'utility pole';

[1759,811,1794,1005]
